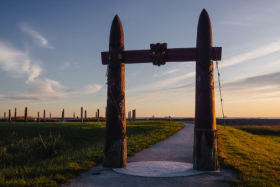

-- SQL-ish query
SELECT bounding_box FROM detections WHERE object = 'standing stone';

[104,15,127,168]
[43,110,46,122]
[97,109,100,122]
[193,9,218,171]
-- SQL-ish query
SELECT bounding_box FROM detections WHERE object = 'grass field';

[218,125,280,187]
[0,121,184,187]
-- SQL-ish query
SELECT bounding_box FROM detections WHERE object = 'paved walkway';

[62,123,236,187]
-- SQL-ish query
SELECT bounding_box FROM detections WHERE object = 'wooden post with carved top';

[193,9,218,171]
[103,15,127,168]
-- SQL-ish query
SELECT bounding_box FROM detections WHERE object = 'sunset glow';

[0,1,280,118]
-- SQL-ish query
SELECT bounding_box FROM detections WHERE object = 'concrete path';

[62,123,236,187]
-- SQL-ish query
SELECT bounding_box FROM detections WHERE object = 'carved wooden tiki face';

[150,43,168,66]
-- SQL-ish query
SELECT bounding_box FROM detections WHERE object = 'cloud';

[58,61,71,70]
[164,82,195,90]
[127,70,280,105]
[127,71,195,94]
[153,69,180,77]
[28,65,42,82]
[0,41,41,81]
[225,71,280,89]
[84,84,102,94]
[220,39,280,68]
[0,40,83,102]
[157,71,195,87]
[130,70,142,76]
[126,84,194,104]
[74,62,80,68]
[223,20,260,27]
[20,24,54,49]
[221,71,280,102]
[221,4,280,27]
[0,78,78,102]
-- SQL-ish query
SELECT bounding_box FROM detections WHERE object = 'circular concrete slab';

[113,161,204,177]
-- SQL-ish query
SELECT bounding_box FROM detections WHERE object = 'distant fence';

[0,107,105,122]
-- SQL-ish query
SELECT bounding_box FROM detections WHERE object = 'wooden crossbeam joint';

[150,43,168,66]
[101,47,222,65]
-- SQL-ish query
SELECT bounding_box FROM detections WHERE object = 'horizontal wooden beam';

[101,47,222,65]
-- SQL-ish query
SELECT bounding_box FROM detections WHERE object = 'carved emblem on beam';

[150,43,168,66]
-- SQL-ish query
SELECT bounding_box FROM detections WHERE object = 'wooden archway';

[101,9,222,171]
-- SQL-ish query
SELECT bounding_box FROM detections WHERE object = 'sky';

[0,0,280,118]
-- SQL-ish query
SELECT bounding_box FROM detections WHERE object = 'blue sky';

[0,0,280,117]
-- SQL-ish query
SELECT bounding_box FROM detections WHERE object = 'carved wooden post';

[97,109,100,122]
[193,9,218,171]
[104,15,127,168]
[81,107,83,122]
[37,111,40,122]
[8,110,11,123]
[14,108,17,119]
[43,110,46,122]
[24,107,27,122]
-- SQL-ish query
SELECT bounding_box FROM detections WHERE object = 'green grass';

[218,125,280,187]
[0,121,184,187]
[236,125,280,144]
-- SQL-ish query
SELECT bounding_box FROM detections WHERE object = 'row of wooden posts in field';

[2,107,137,123]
